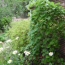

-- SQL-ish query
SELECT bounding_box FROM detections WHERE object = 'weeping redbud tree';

[27,0,65,65]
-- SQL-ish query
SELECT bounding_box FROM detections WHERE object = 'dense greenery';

[0,0,30,32]
[0,0,65,65]
[3,0,30,17]
[26,0,65,65]
[0,33,7,42]
[0,20,30,65]
[7,20,30,52]
[0,0,30,18]
[0,17,12,32]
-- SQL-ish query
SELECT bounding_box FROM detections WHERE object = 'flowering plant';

[27,0,65,65]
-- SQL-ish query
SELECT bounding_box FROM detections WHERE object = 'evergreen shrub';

[27,0,65,65]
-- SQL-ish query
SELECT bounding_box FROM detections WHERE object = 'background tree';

[0,0,30,32]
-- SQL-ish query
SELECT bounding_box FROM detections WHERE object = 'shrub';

[0,19,30,65]
[0,17,12,32]
[7,19,30,52]
[0,43,23,65]
[0,33,7,42]
[26,0,65,65]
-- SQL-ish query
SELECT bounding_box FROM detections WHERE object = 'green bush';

[0,33,7,42]
[0,43,24,65]
[26,0,65,65]
[0,17,12,32]
[7,19,30,52]
[0,19,30,65]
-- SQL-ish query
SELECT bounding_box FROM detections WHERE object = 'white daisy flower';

[7,59,12,64]
[12,50,18,55]
[49,52,53,56]
[24,50,30,56]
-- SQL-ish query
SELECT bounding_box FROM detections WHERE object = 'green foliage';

[4,0,30,18]
[27,0,65,65]
[0,0,30,32]
[7,19,30,52]
[0,44,23,65]
[0,33,7,42]
[0,19,30,65]
[0,0,12,32]
[0,17,12,32]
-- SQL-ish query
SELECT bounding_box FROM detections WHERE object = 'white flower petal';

[7,59,12,64]
[24,50,30,56]
[49,52,53,56]
[12,50,18,55]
